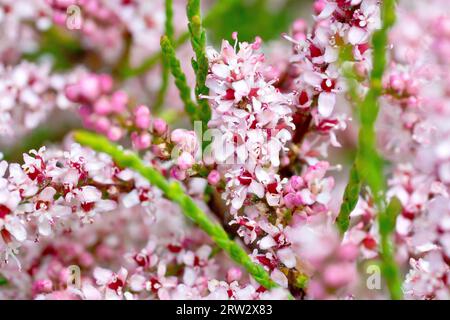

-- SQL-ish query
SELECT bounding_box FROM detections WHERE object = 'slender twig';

[120,33,189,80]
[160,35,198,121]
[165,0,175,43]
[120,0,238,80]
[153,0,175,114]
[338,0,402,299]
[336,163,361,234]
[74,130,280,292]
[186,0,211,125]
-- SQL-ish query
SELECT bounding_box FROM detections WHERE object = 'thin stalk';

[339,0,402,299]
[152,0,175,114]
[74,130,281,292]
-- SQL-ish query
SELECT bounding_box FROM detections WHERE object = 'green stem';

[120,33,189,80]
[120,0,237,80]
[379,197,403,300]
[0,276,7,286]
[152,0,175,114]
[160,35,198,121]
[336,163,361,234]
[74,130,279,292]
[165,0,175,43]
[187,0,211,125]
[340,0,402,299]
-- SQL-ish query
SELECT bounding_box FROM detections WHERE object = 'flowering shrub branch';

[337,163,360,234]
[2,0,449,301]
[338,0,403,299]
[187,0,211,125]
[160,36,199,121]
[74,130,280,292]
[121,0,237,80]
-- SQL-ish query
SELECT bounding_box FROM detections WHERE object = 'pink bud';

[389,74,404,92]
[281,156,290,167]
[227,267,242,282]
[151,145,164,158]
[292,19,307,33]
[171,129,186,144]
[32,279,53,295]
[170,166,186,181]
[131,132,151,150]
[313,0,326,15]
[65,84,80,102]
[323,263,355,288]
[288,64,302,78]
[177,151,195,170]
[98,74,113,93]
[79,252,94,268]
[55,0,74,7]
[107,126,123,141]
[58,268,71,285]
[95,117,111,133]
[283,193,297,209]
[82,19,96,36]
[93,96,112,115]
[153,118,168,135]
[52,12,66,26]
[252,36,262,50]
[79,75,101,102]
[337,243,359,261]
[290,176,304,190]
[406,80,419,96]
[207,170,221,185]
[96,244,114,260]
[110,91,128,113]
[134,105,151,130]
[307,280,326,299]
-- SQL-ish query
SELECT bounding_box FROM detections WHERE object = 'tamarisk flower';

[66,73,201,180]
[46,0,189,66]
[0,0,52,64]
[205,35,294,210]
[0,61,79,142]
[46,0,124,64]
[0,142,170,264]
[204,34,339,291]
[280,0,382,150]
[286,216,358,299]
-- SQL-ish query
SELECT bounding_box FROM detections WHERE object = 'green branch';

[120,0,237,80]
[187,0,211,125]
[74,130,279,292]
[339,0,402,299]
[153,0,175,114]
[165,0,175,43]
[379,197,403,300]
[120,33,189,80]
[336,163,361,234]
[160,35,198,121]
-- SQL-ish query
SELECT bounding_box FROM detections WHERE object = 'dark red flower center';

[299,91,309,105]
[0,204,11,219]
[362,236,377,250]
[108,278,124,291]
[309,44,322,58]
[225,89,235,100]
[267,182,278,194]
[321,79,336,92]
[81,202,95,212]
[238,171,253,186]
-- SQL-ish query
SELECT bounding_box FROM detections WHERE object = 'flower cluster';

[0,143,164,265]
[1,0,450,301]
[0,61,81,142]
